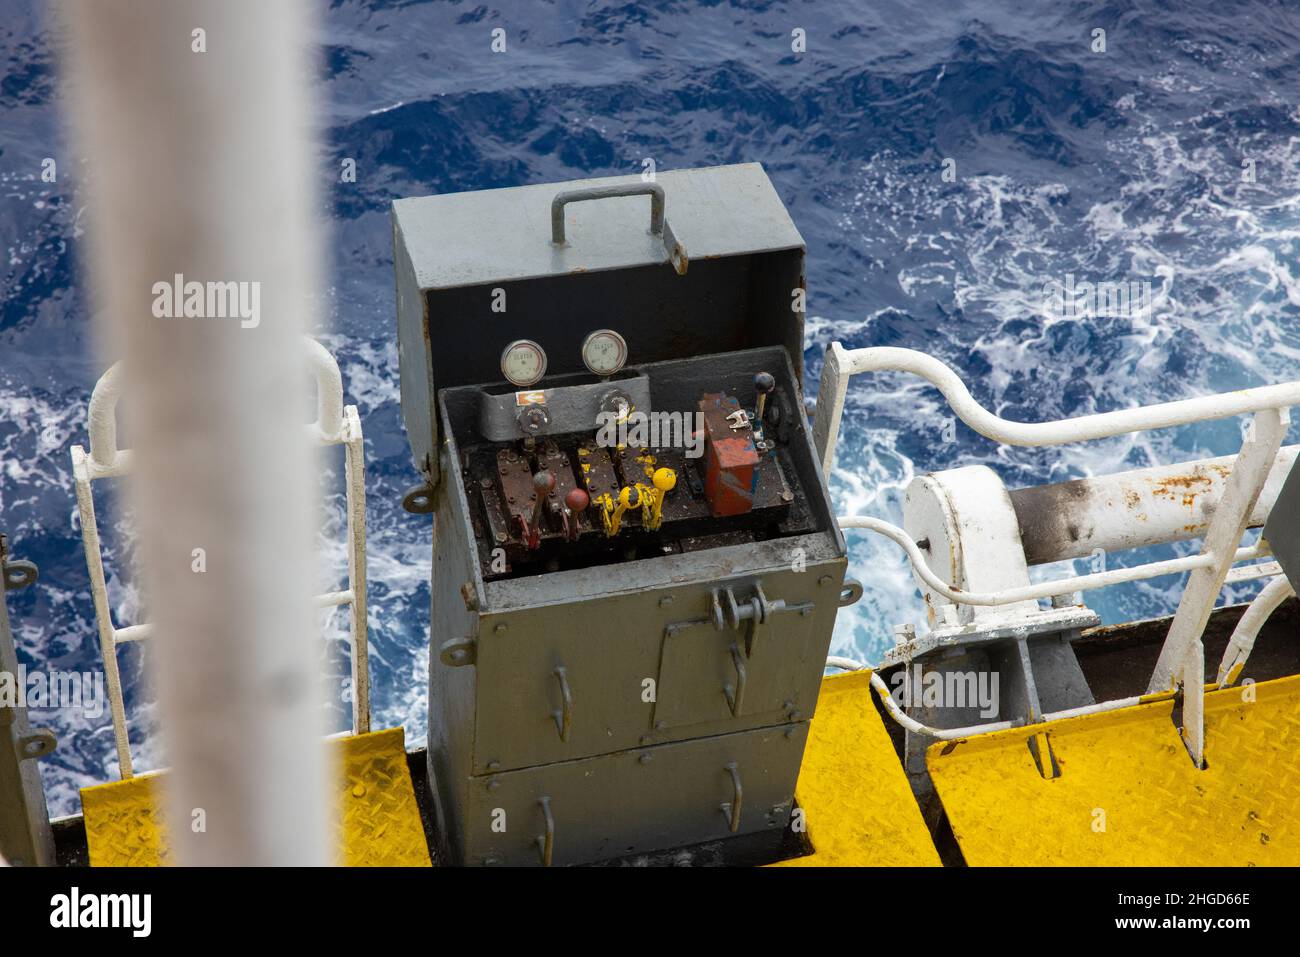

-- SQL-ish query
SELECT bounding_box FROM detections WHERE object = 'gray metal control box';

[393,165,849,865]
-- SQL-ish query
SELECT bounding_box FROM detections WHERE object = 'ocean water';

[2,0,1299,816]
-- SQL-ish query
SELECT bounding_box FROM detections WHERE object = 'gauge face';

[581,329,628,377]
[500,339,547,387]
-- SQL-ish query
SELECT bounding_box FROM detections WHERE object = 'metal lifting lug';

[401,482,437,515]
[439,637,477,667]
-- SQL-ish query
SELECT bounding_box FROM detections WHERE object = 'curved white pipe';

[87,337,346,467]
[836,514,1264,606]
[825,655,867,672]
[832,344,1300,448]
[825,655,1177,741]
[1217,575,1296,687]
[87,361,125,468]
[305,336,344,441]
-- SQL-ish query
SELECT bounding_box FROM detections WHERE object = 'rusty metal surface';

[1010,446,1299,565]
[700,392,760,516]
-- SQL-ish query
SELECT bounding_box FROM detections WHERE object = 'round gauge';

[581,329,628,377]
[500,339,547,387]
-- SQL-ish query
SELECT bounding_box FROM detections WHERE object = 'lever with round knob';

[753,371,776,448]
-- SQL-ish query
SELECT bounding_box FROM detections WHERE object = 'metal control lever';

[562,487,589,541]
[526,470,556,549]
[753,371,775,450]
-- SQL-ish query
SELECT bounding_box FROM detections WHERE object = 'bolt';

[639,753,652,765]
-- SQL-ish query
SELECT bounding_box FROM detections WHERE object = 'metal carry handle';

[550,183,665,245]
[536,796,555,867]
[551,665,573,742]
[721,762,743,833]
[722,643,747,717]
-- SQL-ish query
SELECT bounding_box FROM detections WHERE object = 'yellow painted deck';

[771,670,940,866]
[928,673,1300,866]
[80,727,431,867]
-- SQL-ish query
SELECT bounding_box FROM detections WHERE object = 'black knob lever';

[753,371,776,429]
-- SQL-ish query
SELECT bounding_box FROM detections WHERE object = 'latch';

[713,581,814,657]
[662,580,816,721]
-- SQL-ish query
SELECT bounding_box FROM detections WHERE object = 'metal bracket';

[401,483,436,515]
[715,581,814,657]
[439,637,477,667]
[2,559,37,592]
[476,372,652,442]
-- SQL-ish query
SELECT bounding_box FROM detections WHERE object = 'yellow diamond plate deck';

[928,673,1300,866]
[771,670,940,866]
[80,727,431,866]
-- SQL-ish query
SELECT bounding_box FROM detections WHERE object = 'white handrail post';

[70,446,133,779]
[1149,409,1289,696]
[812,342,850,478]
[343,406,370,735]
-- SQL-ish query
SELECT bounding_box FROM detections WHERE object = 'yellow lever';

[645,467,676,530]
[597,468,676,537]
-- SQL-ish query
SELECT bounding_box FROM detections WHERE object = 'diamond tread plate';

[80,727,430,867]
[928,674,1300,866]
[770,670,940,866]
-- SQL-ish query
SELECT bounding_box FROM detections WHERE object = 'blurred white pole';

[61,0,331,864]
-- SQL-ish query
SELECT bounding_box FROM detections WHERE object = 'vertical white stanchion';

[61,0,332,865]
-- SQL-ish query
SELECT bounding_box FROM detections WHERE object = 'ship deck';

[50,597,1300,867]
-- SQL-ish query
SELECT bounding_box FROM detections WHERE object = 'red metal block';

[699,392,760,516]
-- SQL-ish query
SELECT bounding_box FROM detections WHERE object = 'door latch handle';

[536,796,555,867]
[720,762,743,833]
[722,643,747,717]
[551,666,573,742]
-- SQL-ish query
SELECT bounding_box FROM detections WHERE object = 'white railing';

[71,337,370,779]
[815,343,1297,764]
